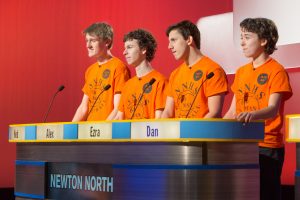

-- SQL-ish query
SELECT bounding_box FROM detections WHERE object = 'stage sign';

[47,162,113,199]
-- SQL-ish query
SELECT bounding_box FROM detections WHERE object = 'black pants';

[259,147,285,200]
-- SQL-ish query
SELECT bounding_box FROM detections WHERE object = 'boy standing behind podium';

[114,29,167,120]
[72,22,130,121]
[224,18,292,200]
[161,20,228,119]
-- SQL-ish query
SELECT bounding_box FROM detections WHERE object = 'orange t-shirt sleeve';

[114,64,130,94]
[231,67,242,94]
[270,70,292,99]
[205,68,228,97]
[118,88,126,113]
[166,71,175,98]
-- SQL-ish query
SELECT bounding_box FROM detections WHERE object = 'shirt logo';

[257,73,268,85]
[143,82,153,94]
[102,69,110,79]
[127,93,149,119]
[193,70,203,81]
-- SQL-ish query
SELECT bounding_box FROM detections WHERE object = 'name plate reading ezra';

[9,126,25,140]
[131,121,180,139]
[37,124,64,140]
[78,122,112,139]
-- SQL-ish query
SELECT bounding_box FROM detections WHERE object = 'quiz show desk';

[9,119,264,200]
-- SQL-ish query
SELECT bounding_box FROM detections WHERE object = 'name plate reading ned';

[9,126,25,140]
[37,124,64,140]
[131,121,180,139]
[78,122,112,139]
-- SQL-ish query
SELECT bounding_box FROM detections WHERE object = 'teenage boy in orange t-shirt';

[224,18,292,200]
[114,29,167,120]
[72,22,130,121]
[161,20,228,119]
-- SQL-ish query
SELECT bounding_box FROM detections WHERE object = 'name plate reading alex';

[9,126,25,140]
[37,124,64,140]
[78,122,112,139]
[131,121,180,139]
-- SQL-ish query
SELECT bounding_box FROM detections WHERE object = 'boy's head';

[123,29,157,63]
[83,22,114,49]
[240,18,278,55]
[166,20,201,50]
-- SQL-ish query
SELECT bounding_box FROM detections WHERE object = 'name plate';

[9,126,25,140]
[78,122,112,139]
[131,121,180,139]
[37,124,64,140]
[287,116,300,140]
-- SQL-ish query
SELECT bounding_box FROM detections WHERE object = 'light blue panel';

[112,122,131,139]
[63,124,78,139]
[25,126,36,140]
[180,121,264,140]
[16,160,46,166]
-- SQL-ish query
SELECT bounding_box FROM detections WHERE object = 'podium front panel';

[11,119,262,199]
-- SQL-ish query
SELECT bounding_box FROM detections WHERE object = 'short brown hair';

[240,18,278,55]
[83,22,114,49]
[166,20,201,49]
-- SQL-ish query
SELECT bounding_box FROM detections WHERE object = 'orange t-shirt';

[232,58,292,148]
[82,57,130,121]
[167,56,228,118]
[118,70,167,119]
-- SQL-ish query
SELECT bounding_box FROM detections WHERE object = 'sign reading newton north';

[48,163,113,199]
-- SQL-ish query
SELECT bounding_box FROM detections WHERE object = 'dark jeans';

[259,147,285,200]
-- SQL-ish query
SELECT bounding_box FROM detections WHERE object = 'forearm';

[223,95,237,119]
[248,105,278,120]
[204,111,221,119]
[106,108,118,120]
[161,97,174,118]
[223,110,236,119]
[205,94,224,118]
[113,111,124,120]
[161,109,173,118]
[107,93,121,120]
[72,106,87,122]
[237,93,282,122]
[155,110,163,119]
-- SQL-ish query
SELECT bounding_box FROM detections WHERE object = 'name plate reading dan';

[131,121,180,139]
[9,126,25,140]
[37,124,64,140]
[78,122,112,139]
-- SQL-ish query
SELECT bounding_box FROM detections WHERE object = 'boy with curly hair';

[224,18,293,200]
[115,29,167,119]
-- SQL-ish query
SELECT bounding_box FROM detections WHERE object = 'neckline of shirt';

[183,56,207,69]
[98,57,114,67]
[137,69,156,81]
